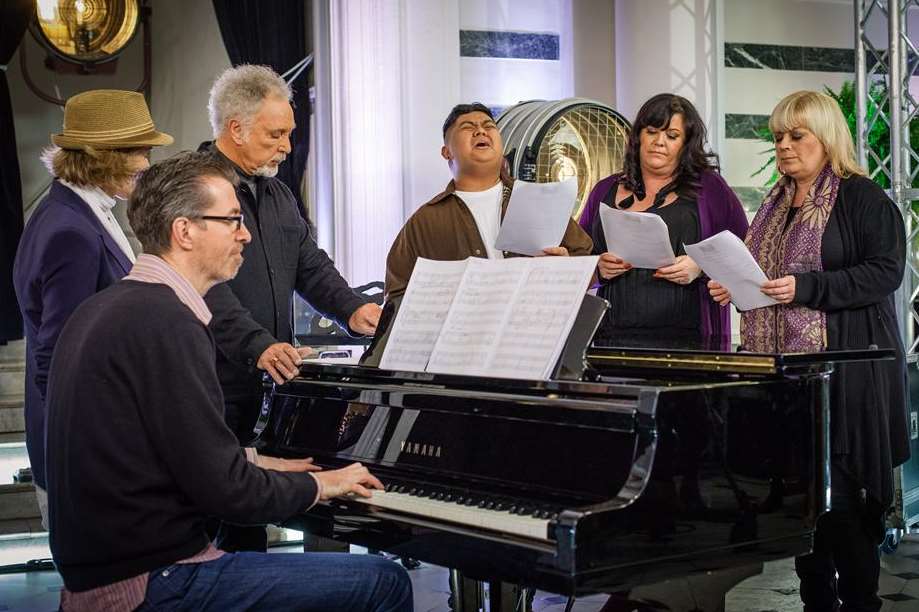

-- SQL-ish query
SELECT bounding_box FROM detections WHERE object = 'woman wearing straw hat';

[13,89,172,528]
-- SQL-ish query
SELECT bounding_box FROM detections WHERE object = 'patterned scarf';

[741,164,840,352]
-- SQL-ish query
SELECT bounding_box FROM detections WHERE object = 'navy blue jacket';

[13,181,132,488]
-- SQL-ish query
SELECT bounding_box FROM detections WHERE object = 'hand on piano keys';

[314,462,384,500]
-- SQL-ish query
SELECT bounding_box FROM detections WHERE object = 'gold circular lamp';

[498,99,631,221]
[34,0,140,64]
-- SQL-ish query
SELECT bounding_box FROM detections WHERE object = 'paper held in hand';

[683,230,779,311]
[379,255,598,380]
[598,205,676,269]
[494,177,578,256]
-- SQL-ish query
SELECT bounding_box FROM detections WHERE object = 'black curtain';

[212,0,311,222]
[0,0,31,344]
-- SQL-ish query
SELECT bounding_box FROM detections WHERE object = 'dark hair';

[442,103,494,139]
[622,93,719,200]
[128,151,239,255]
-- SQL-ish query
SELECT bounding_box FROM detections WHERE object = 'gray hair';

[207,64,292,138]
[128,151,239,255]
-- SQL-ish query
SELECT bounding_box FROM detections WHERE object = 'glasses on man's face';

[197,214,245,232]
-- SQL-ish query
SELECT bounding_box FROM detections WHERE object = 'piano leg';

[488,581,533,612]
[302,534,349,553]
[449,569,486,611]
[448,570,533,612]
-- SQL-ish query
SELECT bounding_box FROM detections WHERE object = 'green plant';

[751,80,919,189]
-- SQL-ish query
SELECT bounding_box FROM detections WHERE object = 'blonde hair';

[769,90,865,178]
[40,145,146,190]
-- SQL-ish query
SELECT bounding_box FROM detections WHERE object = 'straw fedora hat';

[52,89,173,150]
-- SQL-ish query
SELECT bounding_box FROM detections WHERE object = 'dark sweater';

[201,144,368,400]
[792,175,910,508]
[45,281,319,592]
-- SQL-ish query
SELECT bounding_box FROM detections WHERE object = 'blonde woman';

[13,89,171,527]
[709,90,908,611]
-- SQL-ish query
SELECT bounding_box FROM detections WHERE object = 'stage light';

[33,0,139,65]
[498,99,631,220]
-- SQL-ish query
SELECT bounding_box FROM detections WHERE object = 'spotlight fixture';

[33,0,140,65]
[21,0,150,106]
[499,99,631,220]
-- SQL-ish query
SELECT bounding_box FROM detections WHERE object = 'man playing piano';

[44,151,413,612]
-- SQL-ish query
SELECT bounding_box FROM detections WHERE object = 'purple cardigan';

[578,171,749,339]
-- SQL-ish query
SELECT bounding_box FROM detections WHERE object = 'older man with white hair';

[202,64,381,551]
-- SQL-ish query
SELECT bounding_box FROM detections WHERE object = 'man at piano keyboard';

[44,152,413,612]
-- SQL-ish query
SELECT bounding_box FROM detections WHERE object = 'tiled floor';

[2,534,919,611]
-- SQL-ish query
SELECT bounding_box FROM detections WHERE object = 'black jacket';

[793,175,910,508]
[201,144,368,399]
[47,282,319,591]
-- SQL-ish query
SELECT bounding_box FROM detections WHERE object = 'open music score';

[380,256,598,380]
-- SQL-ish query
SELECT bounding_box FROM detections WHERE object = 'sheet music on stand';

[379,256,599,380]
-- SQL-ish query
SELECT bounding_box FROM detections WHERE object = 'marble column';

[614,0,721,147]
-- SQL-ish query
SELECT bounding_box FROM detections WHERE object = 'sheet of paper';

[684,230,779,311]
[494,178,578,256]
[426,258,530,376]
[379,258,467,372]
[599,206,676,269]
[426,256,598,380]
[487,255,599,380]
[300,355,361,365]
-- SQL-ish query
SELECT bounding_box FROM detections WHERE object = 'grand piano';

[254,342,891,611]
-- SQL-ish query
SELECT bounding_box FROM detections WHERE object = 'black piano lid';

[288,361,752,401]
[291,343,895,395]
[587,344,895,377]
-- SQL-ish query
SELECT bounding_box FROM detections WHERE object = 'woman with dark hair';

[578,93,748,346]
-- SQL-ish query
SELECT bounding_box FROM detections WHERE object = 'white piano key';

[346,489,551,541]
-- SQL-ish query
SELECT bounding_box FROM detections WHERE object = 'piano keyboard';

[344,483,555,542]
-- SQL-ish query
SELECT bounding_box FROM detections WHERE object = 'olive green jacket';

[384,175,593,300]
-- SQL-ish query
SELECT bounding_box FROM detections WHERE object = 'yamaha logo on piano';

[400,440,442,457]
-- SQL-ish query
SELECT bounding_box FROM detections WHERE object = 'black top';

[791,175,909,507]
[590,190,701,346]
[200,144,369,400]
[45,281,319,591]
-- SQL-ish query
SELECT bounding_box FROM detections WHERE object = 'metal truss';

[856,0,919,535]
[856,0,919,353]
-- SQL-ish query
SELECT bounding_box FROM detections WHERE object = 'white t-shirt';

[455,181,504,259]
[60,180,136,263]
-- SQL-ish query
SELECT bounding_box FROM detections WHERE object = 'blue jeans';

[136,551,413,611]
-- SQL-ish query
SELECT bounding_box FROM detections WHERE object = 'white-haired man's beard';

[253,153,287,177]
